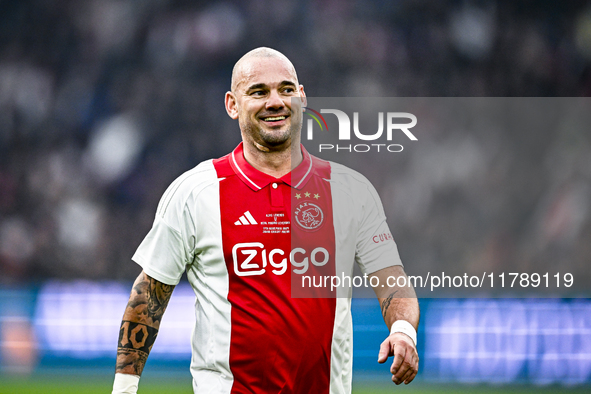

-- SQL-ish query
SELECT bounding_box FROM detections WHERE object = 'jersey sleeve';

[354,177,403,275]
[132,173,197,285]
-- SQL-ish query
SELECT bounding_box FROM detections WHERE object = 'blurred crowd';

[0,0,590,286]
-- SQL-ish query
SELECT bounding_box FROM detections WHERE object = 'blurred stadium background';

[1,0,591,392]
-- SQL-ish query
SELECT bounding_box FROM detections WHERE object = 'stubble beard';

[241,118,301,149]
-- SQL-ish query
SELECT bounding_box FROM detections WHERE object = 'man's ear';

[299,85,307,108]
[225,91,239,119]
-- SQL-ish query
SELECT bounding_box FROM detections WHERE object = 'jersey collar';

[229,142,314,191]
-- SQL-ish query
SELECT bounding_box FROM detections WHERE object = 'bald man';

[112,47,419,394]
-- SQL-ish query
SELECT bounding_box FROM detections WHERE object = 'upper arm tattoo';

[147,278,174,324]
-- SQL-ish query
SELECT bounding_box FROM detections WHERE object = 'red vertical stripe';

[214,154,336,394]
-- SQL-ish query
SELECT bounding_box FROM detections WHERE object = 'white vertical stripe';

[239,216,249,225]
[329,298,353,394]
[329,165,357,393]
[186,163,233,393]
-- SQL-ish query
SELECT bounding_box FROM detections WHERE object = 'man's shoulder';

[156,157,225,215]
[170,159,219,191]
[312,156,373,188]
[309,155,383,210]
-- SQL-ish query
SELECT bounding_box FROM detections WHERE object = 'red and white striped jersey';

[132,142,402,394]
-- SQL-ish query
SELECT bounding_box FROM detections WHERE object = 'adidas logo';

[234,211,258,225]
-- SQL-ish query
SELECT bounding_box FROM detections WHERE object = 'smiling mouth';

[262,116,288,122]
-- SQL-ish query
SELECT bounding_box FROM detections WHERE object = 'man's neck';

[242,140,303,178]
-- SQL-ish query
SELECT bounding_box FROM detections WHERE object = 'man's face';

[225,56,306,151]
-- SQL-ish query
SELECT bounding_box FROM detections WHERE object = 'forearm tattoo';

[118,321,158,354]
[115,273,174,375]
[116,347,148,376]
[380,291,398,320]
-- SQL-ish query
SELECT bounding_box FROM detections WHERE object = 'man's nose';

[266,90,284,109]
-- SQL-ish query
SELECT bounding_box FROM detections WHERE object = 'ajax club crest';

[294,202,324,231]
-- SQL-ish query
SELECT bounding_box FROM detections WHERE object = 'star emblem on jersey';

[294,191,319,200]
[294,202,324,231]
[234,211,258,225]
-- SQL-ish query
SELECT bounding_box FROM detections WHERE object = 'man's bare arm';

[371,265,420,385]
[373,266,419,328]
[115,270,175,376]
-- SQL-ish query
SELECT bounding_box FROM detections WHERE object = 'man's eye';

[251,90,265,96]
[283,87,295,93]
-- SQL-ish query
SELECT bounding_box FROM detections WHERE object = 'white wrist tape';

[112,373,140,394]
[390,320,417,347]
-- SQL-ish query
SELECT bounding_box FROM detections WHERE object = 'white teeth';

[264,116,286,121]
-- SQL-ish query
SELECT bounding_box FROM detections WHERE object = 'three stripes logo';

[234,211,258,225]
